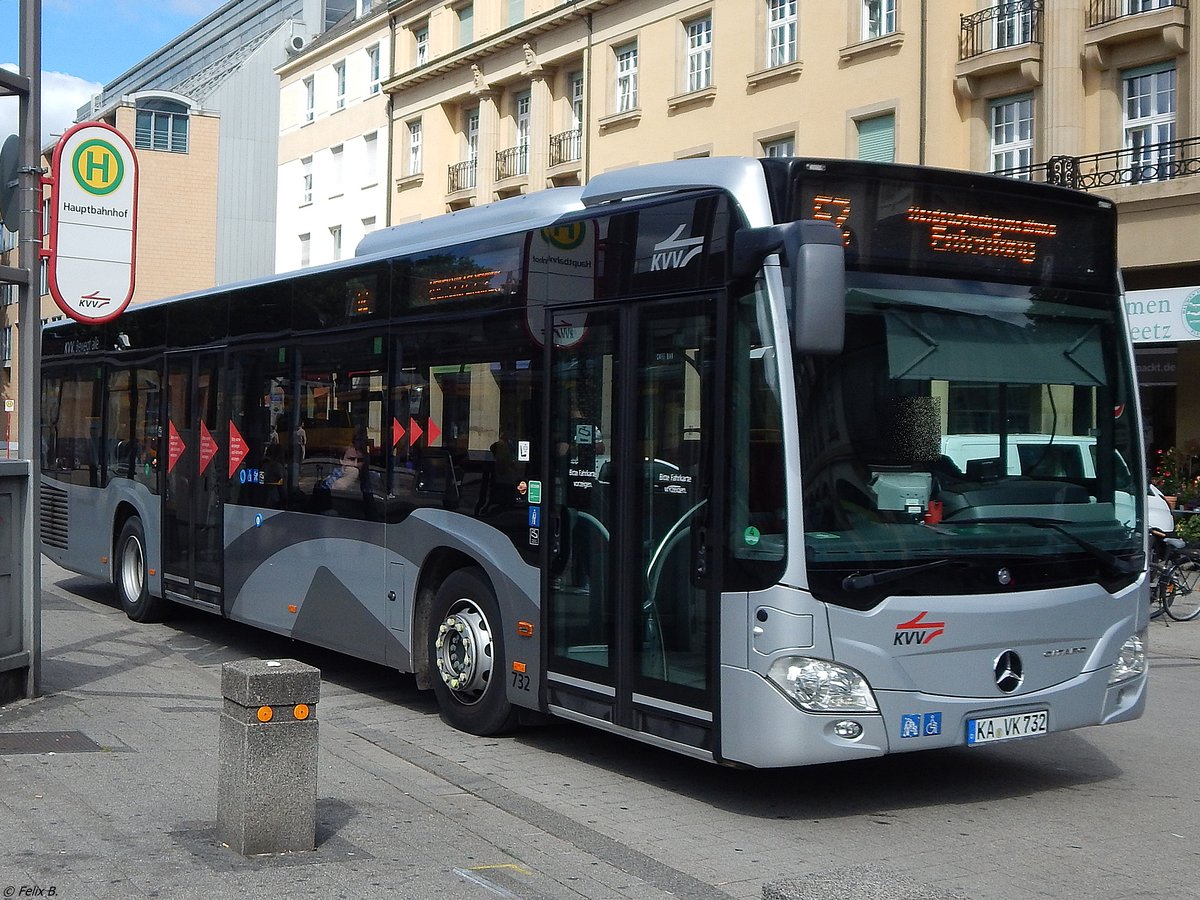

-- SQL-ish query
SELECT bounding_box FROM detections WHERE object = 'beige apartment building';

[366,0,1200,454]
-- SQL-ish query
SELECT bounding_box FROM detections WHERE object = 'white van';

[940,434,1097,480]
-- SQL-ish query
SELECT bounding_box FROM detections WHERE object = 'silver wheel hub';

[120,535,143,600]
[435,600,495,705]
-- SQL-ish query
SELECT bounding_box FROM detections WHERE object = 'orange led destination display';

[794,165,1115,291]
[905,207,1056,265]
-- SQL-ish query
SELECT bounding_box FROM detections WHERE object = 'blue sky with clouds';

[1,0,226,146]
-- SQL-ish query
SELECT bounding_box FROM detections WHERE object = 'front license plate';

[966,710,1048,746]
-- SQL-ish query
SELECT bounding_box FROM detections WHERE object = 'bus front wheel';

[428,568,518,736]
[114,517,168,623]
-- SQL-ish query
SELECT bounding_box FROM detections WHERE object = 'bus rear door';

[162,351,225,611]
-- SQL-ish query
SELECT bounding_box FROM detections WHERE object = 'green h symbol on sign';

[84,148,111,183]
[71,138,124,196]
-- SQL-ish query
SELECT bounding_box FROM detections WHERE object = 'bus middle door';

[162,351,225,611]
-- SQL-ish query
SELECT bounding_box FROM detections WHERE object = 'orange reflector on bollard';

[287,604,298,614]
[516,621,534,637]
[256,706,273,723]
[512,661,526,674]
[148,568,156,576]
[293,704,310,720]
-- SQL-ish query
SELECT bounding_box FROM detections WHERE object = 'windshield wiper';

[842,558,955,592]
[953,516,1139,578]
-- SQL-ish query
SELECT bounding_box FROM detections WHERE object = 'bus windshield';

[797,274,1143,608]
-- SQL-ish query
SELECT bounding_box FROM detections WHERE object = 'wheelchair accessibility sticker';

[900,712,942,739]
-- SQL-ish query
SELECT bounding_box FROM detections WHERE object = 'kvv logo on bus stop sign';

[44,122,139,324]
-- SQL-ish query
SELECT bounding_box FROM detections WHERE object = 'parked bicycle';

[1149,527,1200,622]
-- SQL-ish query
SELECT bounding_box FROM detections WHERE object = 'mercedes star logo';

[994,650,1024,693]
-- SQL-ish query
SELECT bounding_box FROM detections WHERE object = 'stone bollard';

[217,658,320,855]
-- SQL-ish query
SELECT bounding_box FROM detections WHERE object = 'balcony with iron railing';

[960,0,1043,60]
[1087,0,1187,27]
[992,136,1200,190]
[549,129,582,168]
[447,159,477,195]
[955,1,1043,99]
[495,145,529,182]
[1084,0,1188,68]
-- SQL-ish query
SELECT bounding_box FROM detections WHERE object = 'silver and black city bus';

[40,157,1148,767]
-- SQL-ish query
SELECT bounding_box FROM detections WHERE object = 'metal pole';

[18,0,42,697]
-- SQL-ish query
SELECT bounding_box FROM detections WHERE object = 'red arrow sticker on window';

[199,421,219,475]
[409,417,424,445]
[425,417,441,446]
[168,421,185,474]
[228,421,249,477]
[392,417,406,448]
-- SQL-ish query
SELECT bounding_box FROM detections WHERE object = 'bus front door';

[162,352,225,611]
[547,299,719,753]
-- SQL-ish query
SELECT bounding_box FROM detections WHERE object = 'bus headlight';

[766,657,879,713]
[1108,632,1146,685]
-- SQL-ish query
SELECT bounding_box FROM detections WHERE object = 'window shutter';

[857,114,895,162]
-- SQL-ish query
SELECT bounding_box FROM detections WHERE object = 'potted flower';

[1152,443,1200,509]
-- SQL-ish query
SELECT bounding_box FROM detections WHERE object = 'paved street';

[0,559,1197,899]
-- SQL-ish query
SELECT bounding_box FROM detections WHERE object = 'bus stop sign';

[45,122,138,324]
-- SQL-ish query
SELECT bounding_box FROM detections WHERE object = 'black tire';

[428,568,518,736]
[114,517,169,623]
[1150,569,1168,620]
[1164,559,1200,622]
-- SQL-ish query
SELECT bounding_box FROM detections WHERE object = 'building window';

[334,61,347,110]
[990,94,1033,177]
[299,233,311,267]
[2,326,11,364]
[1128,0,1172,11]
[330,145,344,196]
[134,99,189,152]
[570,71,585,129]
[686,17,713,93]
[1124,62,1176,182]
[457,4,473,47]
[767,0,797,68]
[995,0,1034,49]
[363,132,379,186]
[508,0,524,26]
[514,91,531,175]
[407,119,423,175]
[330,225,343,261]
[367,45,381,95]
[301,157,313,205]
[415,26,429,66]
[857,113,895,162]
[763,136,795,157]
[466,109,480,164]
[304,77,314,123]
[862,0,897,41]
[362,216,376,234]
[615,42,639,113]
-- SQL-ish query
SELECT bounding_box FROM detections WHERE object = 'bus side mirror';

[731,220,845,355]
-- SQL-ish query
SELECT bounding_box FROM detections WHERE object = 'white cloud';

[0,65,102,151]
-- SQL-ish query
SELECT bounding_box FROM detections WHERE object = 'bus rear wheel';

[114,517,168,623]
[428,568,517,736]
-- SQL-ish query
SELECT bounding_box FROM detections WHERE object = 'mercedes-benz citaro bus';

[40,157,1148,767]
